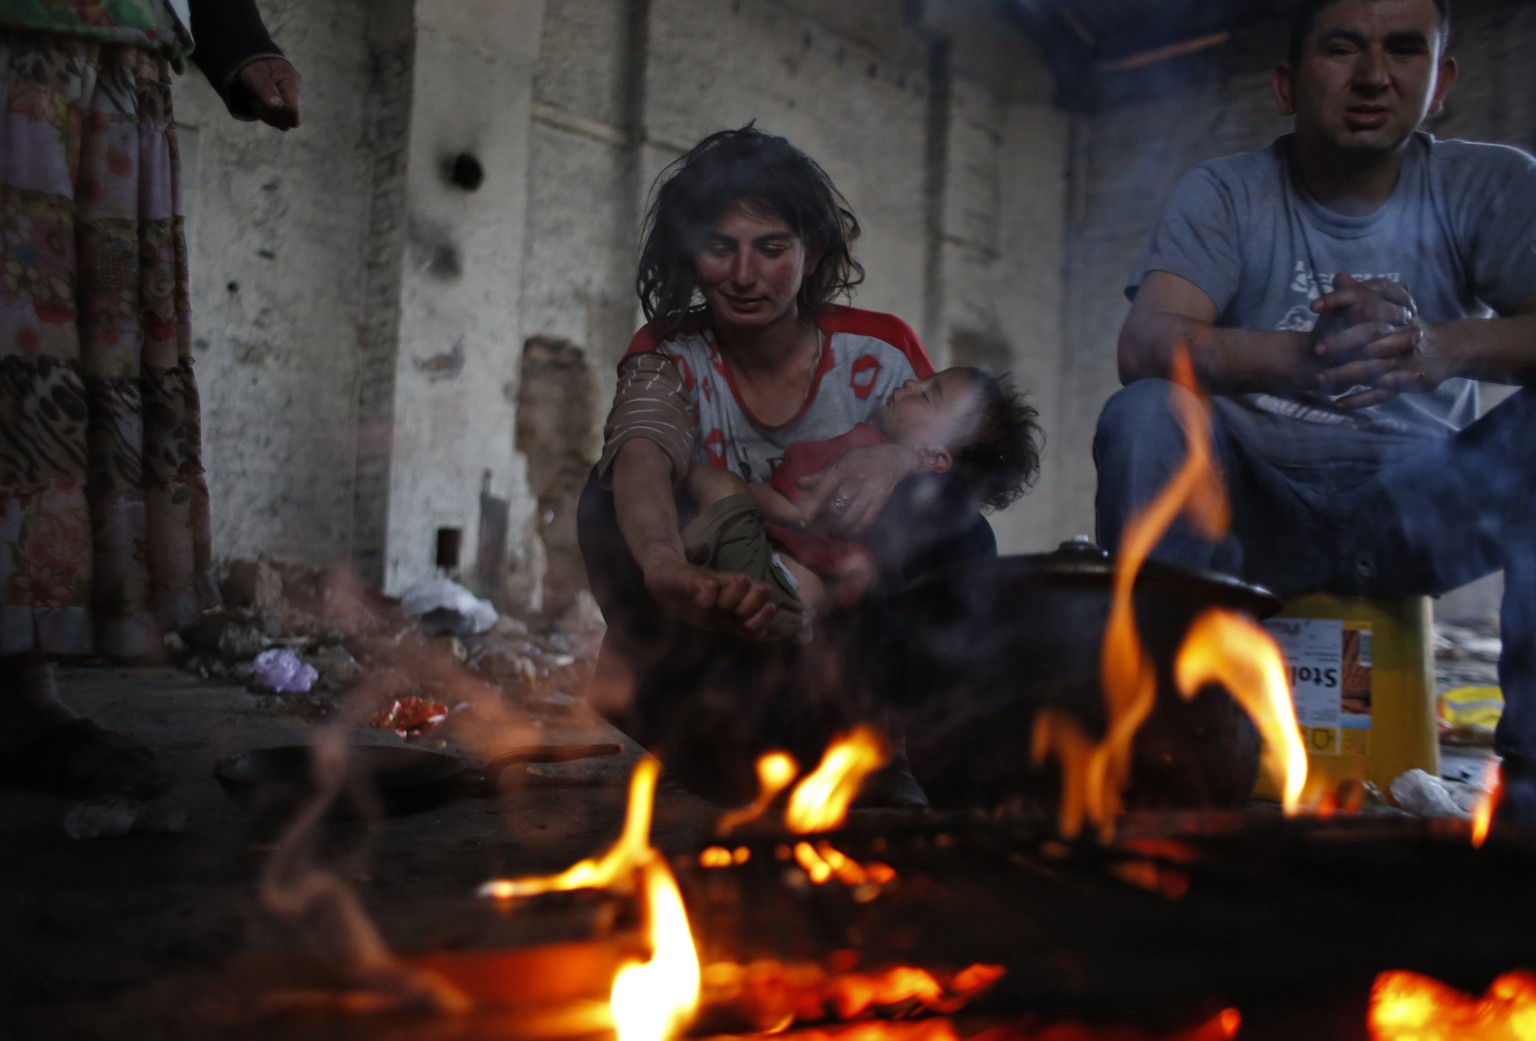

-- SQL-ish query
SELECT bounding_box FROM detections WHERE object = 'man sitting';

[1093,0,1536,817]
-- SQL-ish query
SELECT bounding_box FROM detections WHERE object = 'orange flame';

[699,846,735,869]
[701,959,1005,1029]
[479,756,660,901]
[1175,609,1308,813]
[1032,349,1228,840]
[610,857,702,1041]
[717,752,801,835]
[785,728,889,833]
[475,756,702,1041]
[1472,761,1503,849]
[1369,970,1536,1040]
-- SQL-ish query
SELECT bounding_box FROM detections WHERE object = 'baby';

[682,366,1042,641]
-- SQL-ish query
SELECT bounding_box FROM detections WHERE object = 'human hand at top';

[1309,274,1438,408]
[797,442,922,540]
[236,57,303,129]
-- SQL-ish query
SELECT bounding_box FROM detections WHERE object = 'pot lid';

[906,536,1281,618]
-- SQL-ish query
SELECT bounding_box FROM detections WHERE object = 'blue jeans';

[1094,379,1536,763]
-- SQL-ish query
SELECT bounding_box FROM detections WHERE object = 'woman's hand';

[640,555,777,638]
[612,441,777,639]
[796,442,923,539]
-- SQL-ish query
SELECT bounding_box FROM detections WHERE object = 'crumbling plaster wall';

[1057,0,1536,619]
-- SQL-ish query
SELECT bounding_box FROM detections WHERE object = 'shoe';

[1,718,168,799]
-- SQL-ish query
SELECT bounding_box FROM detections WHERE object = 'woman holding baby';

[579,125,1040,804]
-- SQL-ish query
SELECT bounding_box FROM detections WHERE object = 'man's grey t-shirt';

[1128,132,1536,467]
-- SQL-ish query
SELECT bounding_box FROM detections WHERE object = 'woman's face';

[693,203,818,333]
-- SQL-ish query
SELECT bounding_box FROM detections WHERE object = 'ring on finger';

[832,494,851,510]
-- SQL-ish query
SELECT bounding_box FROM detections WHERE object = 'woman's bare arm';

[610,440,775,636]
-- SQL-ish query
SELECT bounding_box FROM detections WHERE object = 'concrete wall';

[383,0,547,598]
[1056,0,1536,621]
[526,0,1070,556]
[178,0,373,567]
[177,0,1072,607]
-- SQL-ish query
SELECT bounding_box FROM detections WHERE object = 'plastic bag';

[1390,768,1467,818]
[252,647,319,693]
[400,578,498,636]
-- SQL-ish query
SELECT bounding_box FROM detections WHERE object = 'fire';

[477,756,702,1041]
[1032,349,1229,840]
[1471,761,1502,849]
[479,756,660,901]
[610,857,702,1041]
[1175,609,1307,813]
[717,752,801,835]
[699,958,1006,1029]
[1029,708,1110,841]
[790,840,896,899]
[1369,970,1536,1040]
[785,727,889,833]
[744,1013,1240,1041]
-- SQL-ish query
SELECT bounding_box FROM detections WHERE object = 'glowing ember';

[795,841,837,885]
[1032,350,1229,841]
[1472,761,1502,849]
[1369,970,1536,1040]
[788,840,895,899]
[700,958,1005,1030]
[827,966,944,1019]
[699,847,734,869]
[1175,609,1307,813]
[785,728,889,833]
[1106,857,1190,901]
[771,1011,1241,1041]
[479,756,660,901]
[610,857,702,1041]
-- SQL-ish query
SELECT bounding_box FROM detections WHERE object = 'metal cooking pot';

[215,742,622,818]
[894,538,1281,811]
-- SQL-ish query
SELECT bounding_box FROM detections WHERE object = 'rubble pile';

[171,560,605,732]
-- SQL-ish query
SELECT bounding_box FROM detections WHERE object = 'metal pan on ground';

[214,742,623,818]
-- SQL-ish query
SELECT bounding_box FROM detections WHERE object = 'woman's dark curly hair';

[948,369,1043,513]
[637,124,864,339]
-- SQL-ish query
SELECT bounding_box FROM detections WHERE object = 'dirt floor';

[0,662,721,1041]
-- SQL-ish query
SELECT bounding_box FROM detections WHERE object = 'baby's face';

[877,368,981,452]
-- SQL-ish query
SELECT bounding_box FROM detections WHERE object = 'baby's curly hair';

[948,368,1043,512]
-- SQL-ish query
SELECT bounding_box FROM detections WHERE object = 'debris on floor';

[169,559,605,734]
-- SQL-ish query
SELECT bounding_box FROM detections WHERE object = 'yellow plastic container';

[1254,593,1439,804]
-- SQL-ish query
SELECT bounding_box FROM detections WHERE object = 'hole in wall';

[446,152,485,192]
[436,527,463,571]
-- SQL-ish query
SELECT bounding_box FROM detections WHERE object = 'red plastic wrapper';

[369,695,449,739]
